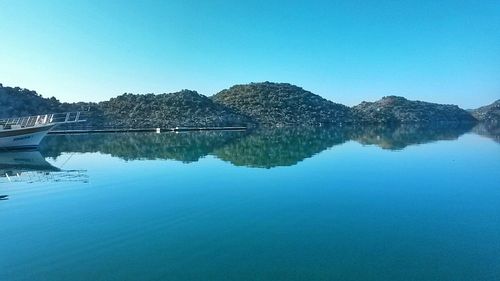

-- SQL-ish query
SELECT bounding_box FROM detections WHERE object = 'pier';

[49,126,247,134]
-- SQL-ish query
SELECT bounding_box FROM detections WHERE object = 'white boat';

[0,112,85,149]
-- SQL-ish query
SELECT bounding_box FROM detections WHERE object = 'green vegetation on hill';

[1,82,487,128]
[471,100,500,125]
[471,100,500,141]
[0,84,251,128]
[352,96,477,124]
[212,82,354,126]
[0,84,65,118]
[0,84,96,124]
[99,90,253,128]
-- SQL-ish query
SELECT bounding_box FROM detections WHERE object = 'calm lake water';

[1,125,499,281]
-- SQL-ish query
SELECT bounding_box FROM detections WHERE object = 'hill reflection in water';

[41,131,248,162]
[352,122,476,150]
[39,122,486,168]
[213,126,351,168]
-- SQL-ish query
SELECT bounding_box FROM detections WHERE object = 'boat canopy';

[0,112,86,130]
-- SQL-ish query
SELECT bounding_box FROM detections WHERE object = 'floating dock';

[49,126,247,134]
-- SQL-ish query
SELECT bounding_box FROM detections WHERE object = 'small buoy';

[156,128,161,133]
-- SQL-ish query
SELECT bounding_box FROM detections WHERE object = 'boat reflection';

[0,150,88,184]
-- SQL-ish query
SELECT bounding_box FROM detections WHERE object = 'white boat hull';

[0,124,55,149]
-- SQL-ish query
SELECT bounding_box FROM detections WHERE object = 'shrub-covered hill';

[0,84,66,118]
[352,96,477,124]
[98,90,253,128]
[211,82,354,126]
[471,99,500,125]
[1,82,485,128]
[0,83,100,126]
[0,84,252,128]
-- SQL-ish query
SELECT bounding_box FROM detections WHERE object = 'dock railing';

[0,112,86,129]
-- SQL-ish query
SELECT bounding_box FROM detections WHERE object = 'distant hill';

[0,84,252,128]
[211,82,354,126]
[0,82,486,128]
[352,96,476,124]
[0,84,64,118]
[471,100,500,125]
[0,84,97,124]
[99,90,253,128]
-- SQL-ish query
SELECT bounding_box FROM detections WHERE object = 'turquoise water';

[1,126,499,281]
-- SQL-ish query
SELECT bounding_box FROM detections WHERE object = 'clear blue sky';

[0,0,499,108]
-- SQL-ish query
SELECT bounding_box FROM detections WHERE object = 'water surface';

[1,125,499,281]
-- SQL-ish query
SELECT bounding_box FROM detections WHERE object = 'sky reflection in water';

[0,124,499,281]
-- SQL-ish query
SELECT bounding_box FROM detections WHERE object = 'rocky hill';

[0,84,66,118]
[471,100,500,125]
[352,96,476,124]
[0,84,100,127]
[98,90,253,128]
[1,82,486,128]
[211,82,354,126]
[0,84,252,128]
